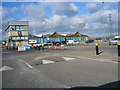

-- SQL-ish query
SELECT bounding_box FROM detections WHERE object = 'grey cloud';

[2,2,118,38]
[86,3,99,13]
[28,15,86,35]
[43,2,78,17]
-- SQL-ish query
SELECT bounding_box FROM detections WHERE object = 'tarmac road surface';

[2,45,119,88]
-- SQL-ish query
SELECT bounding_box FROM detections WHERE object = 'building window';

[20,26,24,30]
[12,36,28,41]
[12,37,16,40]
[21,37,25,40]
[16,26,20,31]
[16,26,24,31]
[25,37,28,40]
[16,37,20,40]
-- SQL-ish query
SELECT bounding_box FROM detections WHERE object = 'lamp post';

[101,2,107,42]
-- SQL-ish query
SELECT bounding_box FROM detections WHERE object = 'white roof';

[61,34,67,36]
[8,21,28,26]
[36,34,43,37]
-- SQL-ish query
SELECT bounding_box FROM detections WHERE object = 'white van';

[66,40,79,45]
[109,36,120,45]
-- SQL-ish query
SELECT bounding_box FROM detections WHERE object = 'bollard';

[95,43,99,55]
[36,45,38,50]
[54,46,57,50]
[31,44,34,49]
[118,42,120,56]
[38,45,40,50]
[34,45,37,50]
[8,46,10,49]
[61,45,64,50]
[48,46,51,50]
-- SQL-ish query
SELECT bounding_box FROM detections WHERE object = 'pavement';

[1,45,119,88]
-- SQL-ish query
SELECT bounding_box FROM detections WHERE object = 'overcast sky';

[1,1,119,40]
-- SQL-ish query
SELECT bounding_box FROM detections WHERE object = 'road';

[1,45,119,88]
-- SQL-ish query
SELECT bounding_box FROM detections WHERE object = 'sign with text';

[29,40,37,44]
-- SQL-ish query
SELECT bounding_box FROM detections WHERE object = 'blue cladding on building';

[28,32,88,44]
[67,37,86,41]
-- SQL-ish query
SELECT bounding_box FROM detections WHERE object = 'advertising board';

[29,40,37,44]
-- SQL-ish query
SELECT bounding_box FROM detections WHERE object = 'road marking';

[34,54,60,60]
[63,57,75,61]
[63,86,71,88]
[42,60,55,64]
[54,54,59,55]
[19,59,40,72]
[19,59,33,69]
[0,65,13,72]
[78,56,118,64]
[34,56,46,60]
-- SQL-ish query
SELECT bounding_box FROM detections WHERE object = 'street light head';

[102,2,104,3]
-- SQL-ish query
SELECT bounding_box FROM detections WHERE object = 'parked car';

[109,36,120,45]
[66,40,79,45]
[47,41,61,45]
[85,40,94,43]
[60,41,66,44]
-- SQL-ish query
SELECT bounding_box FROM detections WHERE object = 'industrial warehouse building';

[28,32,89,44]
[5,21,89,48]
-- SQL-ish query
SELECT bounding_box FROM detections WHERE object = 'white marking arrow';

[0,66,13,72]
[63,57,75,61]
[42,60,55,64]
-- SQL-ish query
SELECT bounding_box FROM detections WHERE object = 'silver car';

[109,38,120,45]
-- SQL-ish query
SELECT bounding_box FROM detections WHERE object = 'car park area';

[2,44,119,88]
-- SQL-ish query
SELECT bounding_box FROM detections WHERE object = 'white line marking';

[19,59,40,72]
[19,59,33,69]
[0,65,13,72]
[63,57,75,61]
[42,60,55,64]
[63,86,71,88]
[78,56,118,64]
